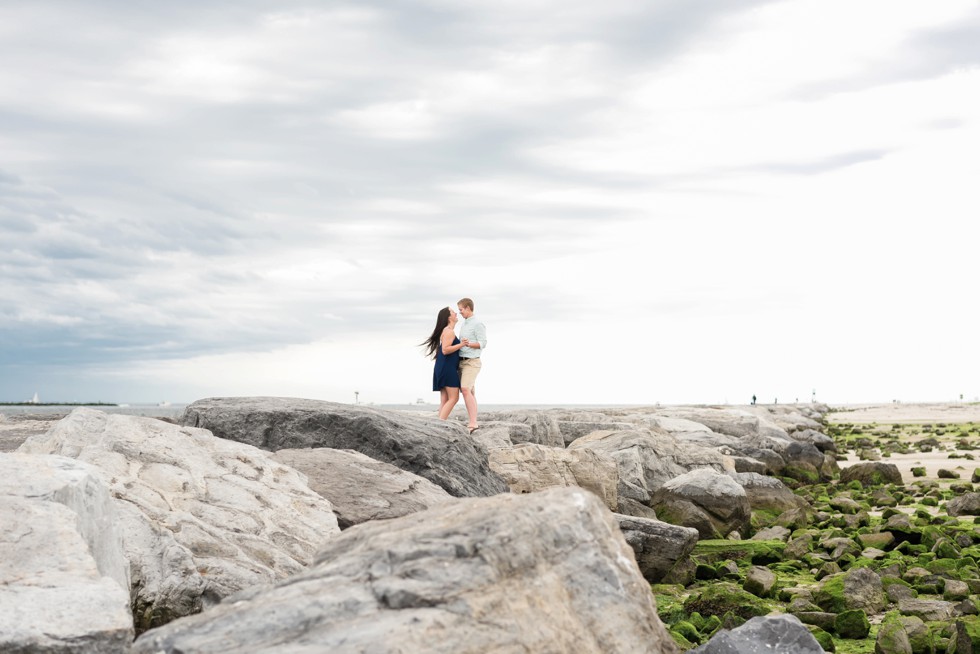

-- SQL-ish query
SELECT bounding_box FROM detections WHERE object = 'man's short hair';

[457,297,474,311]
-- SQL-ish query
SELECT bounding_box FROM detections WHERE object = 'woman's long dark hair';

[421,307,451,359]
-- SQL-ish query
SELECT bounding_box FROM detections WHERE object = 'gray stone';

[650,468,751,540]
[133,488,680,654]
[617,497,660,520]
[898,598,954,621]
[477,410,564,447]
[20,408,341,632]
[791,428,837,452]
[468,424,515,451]
[488,443,619,510]
[947,492,980,517]
[182,397,508,497]
[743,566,776,598]
[752,526,791,541]
[944,579,971,601]
[614,514,699,583]
[270,448,454,529]
[733,472,809,514]
[840,462,904,486]
[655,407,792,446]
[689,614,823,654]
[569,428,728,503]
[0,453,133,652]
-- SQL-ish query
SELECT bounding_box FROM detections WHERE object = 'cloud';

[1,0,978,403]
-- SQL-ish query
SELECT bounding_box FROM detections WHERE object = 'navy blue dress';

[433,337,461,390]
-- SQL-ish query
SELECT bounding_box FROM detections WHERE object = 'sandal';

[469,426,480,434]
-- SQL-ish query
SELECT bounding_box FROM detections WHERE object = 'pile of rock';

[4,397,856,652]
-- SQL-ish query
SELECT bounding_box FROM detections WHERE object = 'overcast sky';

[1,0,978,407]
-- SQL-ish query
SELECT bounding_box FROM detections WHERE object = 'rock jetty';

[7,398,980,652]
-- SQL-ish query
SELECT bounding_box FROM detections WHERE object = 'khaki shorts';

[459,357,482,390]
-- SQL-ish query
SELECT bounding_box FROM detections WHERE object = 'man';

[457,297,487,434]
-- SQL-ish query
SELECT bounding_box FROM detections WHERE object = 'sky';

[1,0,978,407]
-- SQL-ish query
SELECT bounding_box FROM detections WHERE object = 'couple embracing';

[421,297,486,434]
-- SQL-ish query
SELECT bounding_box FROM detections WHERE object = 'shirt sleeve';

[475,322,487,350]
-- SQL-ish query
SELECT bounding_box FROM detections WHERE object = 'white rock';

[18,408,341,631]
[0,453,133,652]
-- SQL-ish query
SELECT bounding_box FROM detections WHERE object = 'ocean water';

[0,404,188,420]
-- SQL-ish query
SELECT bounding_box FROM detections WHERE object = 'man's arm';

[474,322,487,350]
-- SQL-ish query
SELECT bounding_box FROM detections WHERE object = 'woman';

[421,306,464,420]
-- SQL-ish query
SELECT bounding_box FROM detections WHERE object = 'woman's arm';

[441,328,463,355]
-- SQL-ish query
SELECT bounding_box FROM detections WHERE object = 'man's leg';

[461,386,478,429]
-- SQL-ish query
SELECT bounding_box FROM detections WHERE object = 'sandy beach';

[828,402,980,424]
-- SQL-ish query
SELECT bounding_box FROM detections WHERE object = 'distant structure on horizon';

[29,392,39,404]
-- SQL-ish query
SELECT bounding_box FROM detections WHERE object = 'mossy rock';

[875,613,911,653]
[695,563,717,580]
[784,464,820,483]
[671,620,701,645]
[691,539,785,566]
[668,630,694,650]
[912,467,927,477]
[702,614,722,638]
[925,558,959,576]
[834,609,870,639]
[804,625,835,652]
[682,582,771,621]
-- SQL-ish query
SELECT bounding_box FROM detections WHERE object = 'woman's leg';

[438,388,449,417]
[439,387,460,420]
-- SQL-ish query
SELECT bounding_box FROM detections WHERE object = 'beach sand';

[828,402,980,425]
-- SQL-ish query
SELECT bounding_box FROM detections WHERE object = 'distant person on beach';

[751,394,756,405]
[421,306,465,420]
[457,297,487,434]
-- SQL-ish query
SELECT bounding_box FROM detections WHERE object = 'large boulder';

[637,415,742,448]
[946,492,980,517]
[548,409,637,446]
[488,443,619,510]
[477,410,564,448]
[19,408,341,632]
[271,448,455,529]
[615,514,699,583]
[814,567,887,614]
[182,397,508,497]
[840,462,904,486]
[733,472,810,515]
[569,428,728,504]
[650,469,751,539]
[690,613,823,653]
[133,488,680,654]
[655,407,791,447]
[0,453,134,652]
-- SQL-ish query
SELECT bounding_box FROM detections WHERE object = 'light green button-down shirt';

[459,316,487,359]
